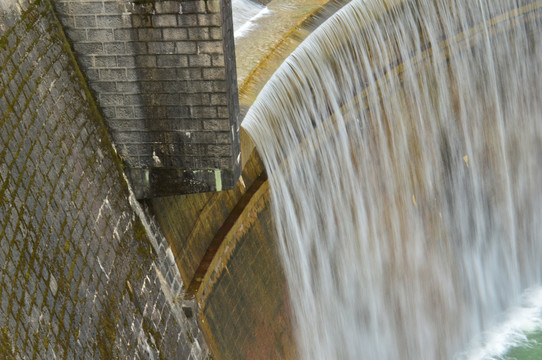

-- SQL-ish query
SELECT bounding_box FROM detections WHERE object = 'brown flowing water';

[242,0,542,359]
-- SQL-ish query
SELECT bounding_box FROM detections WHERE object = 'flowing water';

[242,0,542,359]
[232,0,271,38]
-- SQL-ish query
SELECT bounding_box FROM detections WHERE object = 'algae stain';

[96,294,120,359]
[214,169,222,192]
[0,327,16,360]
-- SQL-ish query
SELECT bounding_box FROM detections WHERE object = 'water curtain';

[243,0,542,358]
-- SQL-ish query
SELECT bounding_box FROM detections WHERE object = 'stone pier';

[53,0,241,198]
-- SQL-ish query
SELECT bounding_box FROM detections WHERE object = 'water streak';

[243,0,542,359]
[232,0,270,38]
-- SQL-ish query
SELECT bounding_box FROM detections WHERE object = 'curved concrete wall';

[197,180,296,360]
[0,0,208,357]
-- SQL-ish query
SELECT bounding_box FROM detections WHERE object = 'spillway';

[243,0,542,358]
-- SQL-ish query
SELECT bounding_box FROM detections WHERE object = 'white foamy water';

[243,0,542,359]
[232,0,272,38]
[460,287,542,360]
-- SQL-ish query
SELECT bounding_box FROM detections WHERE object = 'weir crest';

[243,0,542,358]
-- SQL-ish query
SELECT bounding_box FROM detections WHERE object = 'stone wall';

[52,0,241,198]
[0,0,209,357]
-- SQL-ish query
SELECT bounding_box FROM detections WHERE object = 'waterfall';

[242,0,542,359]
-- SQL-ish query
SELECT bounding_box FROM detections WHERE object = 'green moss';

[133,219,156,260]
[0,327,16,360]
[96,294,120,359]
[141,317,168,360]
[186,330,195,344]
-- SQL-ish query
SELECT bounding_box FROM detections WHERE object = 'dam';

[1,0,542,359]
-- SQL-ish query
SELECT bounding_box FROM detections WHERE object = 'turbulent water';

[231,0,270,38]
[242,0,542,359]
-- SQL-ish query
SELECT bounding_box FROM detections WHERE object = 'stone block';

[137,28,162,41]
[76,55,94,69]
[211,54,225,66]
[205,0,222,13]
[116,55,136,68]
[212,80,226,92]
[98,68,126,82]
[131,14,152,28]
[98,92,125,106]
[188,54,211,67]
[184,80,213,93]
[210,93,227,105]
[177,68,203,80]
[198,14,221,27]
[91,81,117,93]
[136,55,157,68]
[103,1,122,14]
[154,1,181,14]
[96,15,126,29]
[112,131,148,144]
[180,2,207,14]
[188,27,209,40]
[177,14,198,27]
[101,106,116,118]
[104,42,127,55]
[166,106,191,118]
[153,14,177,27]
[216,131,231,144]
[116,81,139,93]
[207,144,231,157]
[93,55,117,68]
[202,68,225,80]
[69,2,104,15]
[198,41,223,55]
[210,27,223,40]
[175,41,197,55]
[161,81,185,93]
[114,29,133,41]
[73,42,103,55]
[65,28,88,41]
[148,41,176,54]
[203,119,230,131]
[162,28,188,41]
[216,106,229,118]
[115,106,134,119]
[156,54,188,68]
[125,69,140,81]
[179,93,209,106]
[130,41,148,54]
[191,132,217,144]
[87,28,114,42]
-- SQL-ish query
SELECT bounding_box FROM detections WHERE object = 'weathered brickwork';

[52,0,241,198]
[0,0,209,357]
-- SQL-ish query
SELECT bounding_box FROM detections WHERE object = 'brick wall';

[52,0,241,198]
[0,0,209,357]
